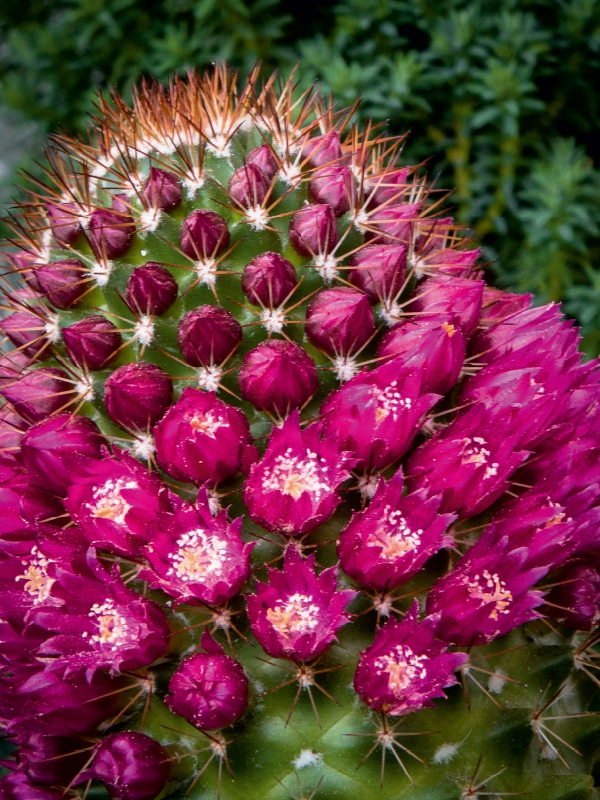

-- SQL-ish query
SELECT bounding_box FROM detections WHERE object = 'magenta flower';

[30,552,169,678]
[247,547,356,662]
[321,360,439,472]
[543,562,600,631]
[125,262,178,316]
[0,769,65,799]
[353,602,467,716]
[0,411,26,472]
[308,165,354,216]
[142,167,183,212]
[338,470,455,592]
[179,209,230,260]
[1,368,75,424]
[166,629,249,730]
[426,527,547,646]
[408,275,484,337]
[349,244,407,303]
[20,413,105,496]
[480,287,533,327]
[62,315,121,371]
[289,204,338,258]
[6,728,89,787]
[177,305,242,367]
[243,410,355,536]
[34,258,88,310]
[406,405,529,517]
[75,732,170,800]
[377,314,466,395]
[104,362,173,432]
[141,490,254,606]
[155,388,255,485]
[306,287,375,358]
[65,450,172,556]
[241,252,297,308]
[238,339,319,415]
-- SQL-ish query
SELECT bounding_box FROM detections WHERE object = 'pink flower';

[155,388,255,485]
[338,470,455,592]
[543,562,600,631]
[321,360,439,471]
[353,602,467,716]
[243,411,354,536]
[246,547,356,662]
[141,490,254,606]
[407,275,484,337]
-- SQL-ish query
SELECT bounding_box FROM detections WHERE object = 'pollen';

[188,409,228,438]
[88,477,138,525]
[371,381,411,426]
[367,506,423,560]
[167,528,230,586]
[262,448,331,502]
[462,437,491,468]
[87,598,135,651]
[465,569,514,620]
[374,644,428,693]
[15,547,55,605]
[442,321,455,337]
[267,593,321,639]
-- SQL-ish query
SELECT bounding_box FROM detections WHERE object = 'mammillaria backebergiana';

[0,66,599,800]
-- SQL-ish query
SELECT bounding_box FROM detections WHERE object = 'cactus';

[0,65,599,800]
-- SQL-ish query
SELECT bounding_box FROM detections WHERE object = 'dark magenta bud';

[365,202,421,245]
[63,315,121,371]
[407,276,484,338]
[9,730,88,787]
[306,287,375,357]
[34,259,88,309]
[180,209,230,260]
[241,252,297,307]
[309,165,354,216]
[543,563,600,630]
[289,204,338,258]
[302,131,344,168]
[349,244,407,302]
[125,262,178,316]
[20,413,105,496]
[0,311,51,359]
[142,167,182,212]
[0,368,75,424]
[77,732,170,800]
[365,168,411,207]
[46,201,82,247]
[245,144,278,180]
[178,305,242,366]
[104,362,173,431]
[228,164,270,208]
[0,770,65,799]
[0,350,29,390]
[238,339,319,414]
[166,630,249,730]
[89,201,135,259]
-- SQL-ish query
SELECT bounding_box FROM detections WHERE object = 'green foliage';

[1,0,600,349]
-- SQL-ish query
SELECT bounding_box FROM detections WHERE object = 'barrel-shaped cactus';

[0,65,599,800]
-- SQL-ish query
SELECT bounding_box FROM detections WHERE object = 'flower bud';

[354,602,467,716]
[104,362,173,432]
[142,489,254,606]
[349,244,407,302]
[142,167,182,212]
[0,411,26,471]
[9,730,89,787]
[46,201,82,247]
[306,287,375,357]
[78,732,170,800]
[0,311,50,360]
[407,276,484,337]
[426,246,481,278]
[0,770,65,799]
[166,630,249,729]
[125,262,178,316]
[20,413,105,496]
[89,201,135,259]
[241,252,297,307]
[155,387,254,485]
[365,202,421,245]
[244,410,355,536]
[308,165,354,216]
[34,259,88,309]
[0,350,29,390]
[543,563,600,630]
[321,361,439,471]
[180,209,230,260]
[63,315,121,371]
[338,470,455,592]
[245,144,278,180]
[228,164,270,207]
[1,368,76,424]
[238,339,318,415]
[377,314,466,395]
[365,168,411,207]
[289,204,338,257]
[178,305,242,366]
[480,287,533,327]
[302,131,344,168]
[248,547,356,662]
[66,450,172,556]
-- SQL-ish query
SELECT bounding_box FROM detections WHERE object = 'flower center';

[461,437,499,479]
[371,381,411,426]
[15,547,55,605]
[262,448,331,502]
[267,593,321,638]
[464,569,513,620]
[374,644,428,693]
[89,477,138,525]
[167,528,230,586]
[188,410,228,438]
[86,599,135,650]
[367,506,423,560]
[442,321,455,337]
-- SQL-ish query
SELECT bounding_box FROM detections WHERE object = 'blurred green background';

[1,0,599,352]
